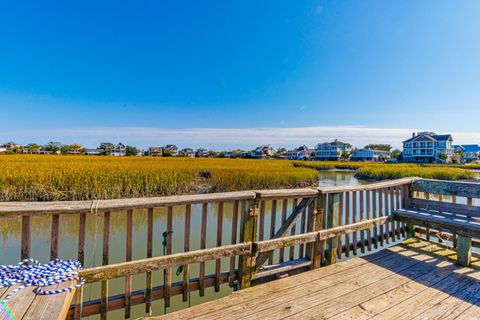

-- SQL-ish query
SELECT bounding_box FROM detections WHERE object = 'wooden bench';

[0,282,76,320]
[394,179,480,267]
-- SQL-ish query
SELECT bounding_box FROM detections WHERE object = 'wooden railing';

[406,179,480,249]
[0,177,414,319]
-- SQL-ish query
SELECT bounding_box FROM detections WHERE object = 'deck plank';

[149,241,480,320]
[22,281,76,320]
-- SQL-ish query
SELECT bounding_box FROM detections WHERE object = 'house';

[0,147,6,153]
[148,147,163,157]
[253,145,275,159]
[86,148,102,156]
[403,132,454,163]
[195,148,210,158]
[286,145,314,160]
[179,148,195,158]
[351,148,390,162]
[224,149,243,158]
[164,144,178,157]
[111,143,127,156]
[454,145,480,163]
[1,141,22,153]
[315,139,352,161]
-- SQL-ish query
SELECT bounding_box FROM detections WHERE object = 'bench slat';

[412,179,480,199]
[394,209,480,238]
[411,198,480,219]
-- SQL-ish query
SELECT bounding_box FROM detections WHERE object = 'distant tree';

[365,144,392,152]
[231,150,241,158]
[99,142,114,155]
[216,151,225,158]
[26,143,41,154]
[163,150,173,157]
[340,151,350,160]
[208,150,218,157]
[390,149,402,159]
[44,141,62,153]
[126,146,139,156]
[274,148,287,158]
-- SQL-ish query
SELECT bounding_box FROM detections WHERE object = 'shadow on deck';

[149,240,480,320]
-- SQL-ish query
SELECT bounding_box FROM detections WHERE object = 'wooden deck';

[151,240,480,320]
[0,282,75,320]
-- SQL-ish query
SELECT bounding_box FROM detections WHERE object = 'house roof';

[458,144,480,153]
[403,133,452,143]
[319,139,350,146]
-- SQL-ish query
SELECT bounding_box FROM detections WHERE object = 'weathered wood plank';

[199,202,207,296]
[229,200,239,287]
[21,215,31,260]
[81,243,251,282]
[345,192,350,257]
[0,191,257,216]
[352,191,358,255]
[125,209,133,318]
[411,198,480,218]
[317,178,414,194]
[182,204,191,301]
[77,212,86,265]
[289,198,298,261]
[146,207,154,312]
[50,213,60,260]
[457,235,472,266]
[325,193,340,265]
[269,199,277,265]
[279,199,288,263]
[359,190,365,253]
[101,211,110,320]
[238,199,257,289]
[214,202,224,292]
[23,281,76,320]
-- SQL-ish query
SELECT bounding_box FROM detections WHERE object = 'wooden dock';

[152,240,480,319]
[2,177,480,319]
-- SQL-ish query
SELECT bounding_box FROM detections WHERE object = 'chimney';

[412,132,416,138]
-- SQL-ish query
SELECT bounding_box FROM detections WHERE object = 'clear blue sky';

[1,1,480,149]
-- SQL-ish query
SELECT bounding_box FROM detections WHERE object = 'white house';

[111,143,127,156]
[403,132,453,163]
[315,139,352,161]
[351,148,389,162]
[286,145,314,160]
[195,148,210,157]
[253,145,275,159]
[164,144,178,157]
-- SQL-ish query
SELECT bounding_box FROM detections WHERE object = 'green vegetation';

[0,155,476,201]
[294,161,475,181]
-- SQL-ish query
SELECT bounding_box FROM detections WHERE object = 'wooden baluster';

[395,187,401,240]
[183,205,191,300]
[325,193,340,265]
[352,191,358,255]
[77,213,86,266]
[124,209,133,318]
[214,202,224,292]
[101,211,110,320]
[258,200,265,242]
[269,200,277,264]
[306,198,317,266]
[402,184,410,238]
[384,188,390,244]
[389,187,396,242]
[164,266,172,308]
[238,199,258,289]
[299,199,307,258]
[50,214,59,260]
[344,192,350,257]
[21,215,31,260]
[424,192,431,241]
[312,193,326,268]
[279,199,288,263]
[360,190,365,253]
[372,191,378,249]
[167,206,173,254]
[336,192,344,259]
[289,198,298,261]
[199,203,207,296]
[378,189,384,246]
[452,196,457,247]
[366,190,372,251]
[229,201,238,287]
[146,208,154,311]
[73,285,83,320]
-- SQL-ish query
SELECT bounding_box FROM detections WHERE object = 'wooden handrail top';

[317,177,415,194]
[0,178,417,215]
[0,191,257,216]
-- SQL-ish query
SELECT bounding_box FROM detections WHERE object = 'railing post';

[325,193,340,265]
[309,192,326,269]
[457,236,472,267]
[238,198,258,289]
[404,183,415,239]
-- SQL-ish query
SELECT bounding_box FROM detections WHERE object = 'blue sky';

[1,1,480,149]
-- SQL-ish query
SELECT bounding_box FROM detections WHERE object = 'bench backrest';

[410,179,480,219]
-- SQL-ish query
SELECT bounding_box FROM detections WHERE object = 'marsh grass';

[0,155,475,201]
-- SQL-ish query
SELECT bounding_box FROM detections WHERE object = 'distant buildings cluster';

[1,131,479,164]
